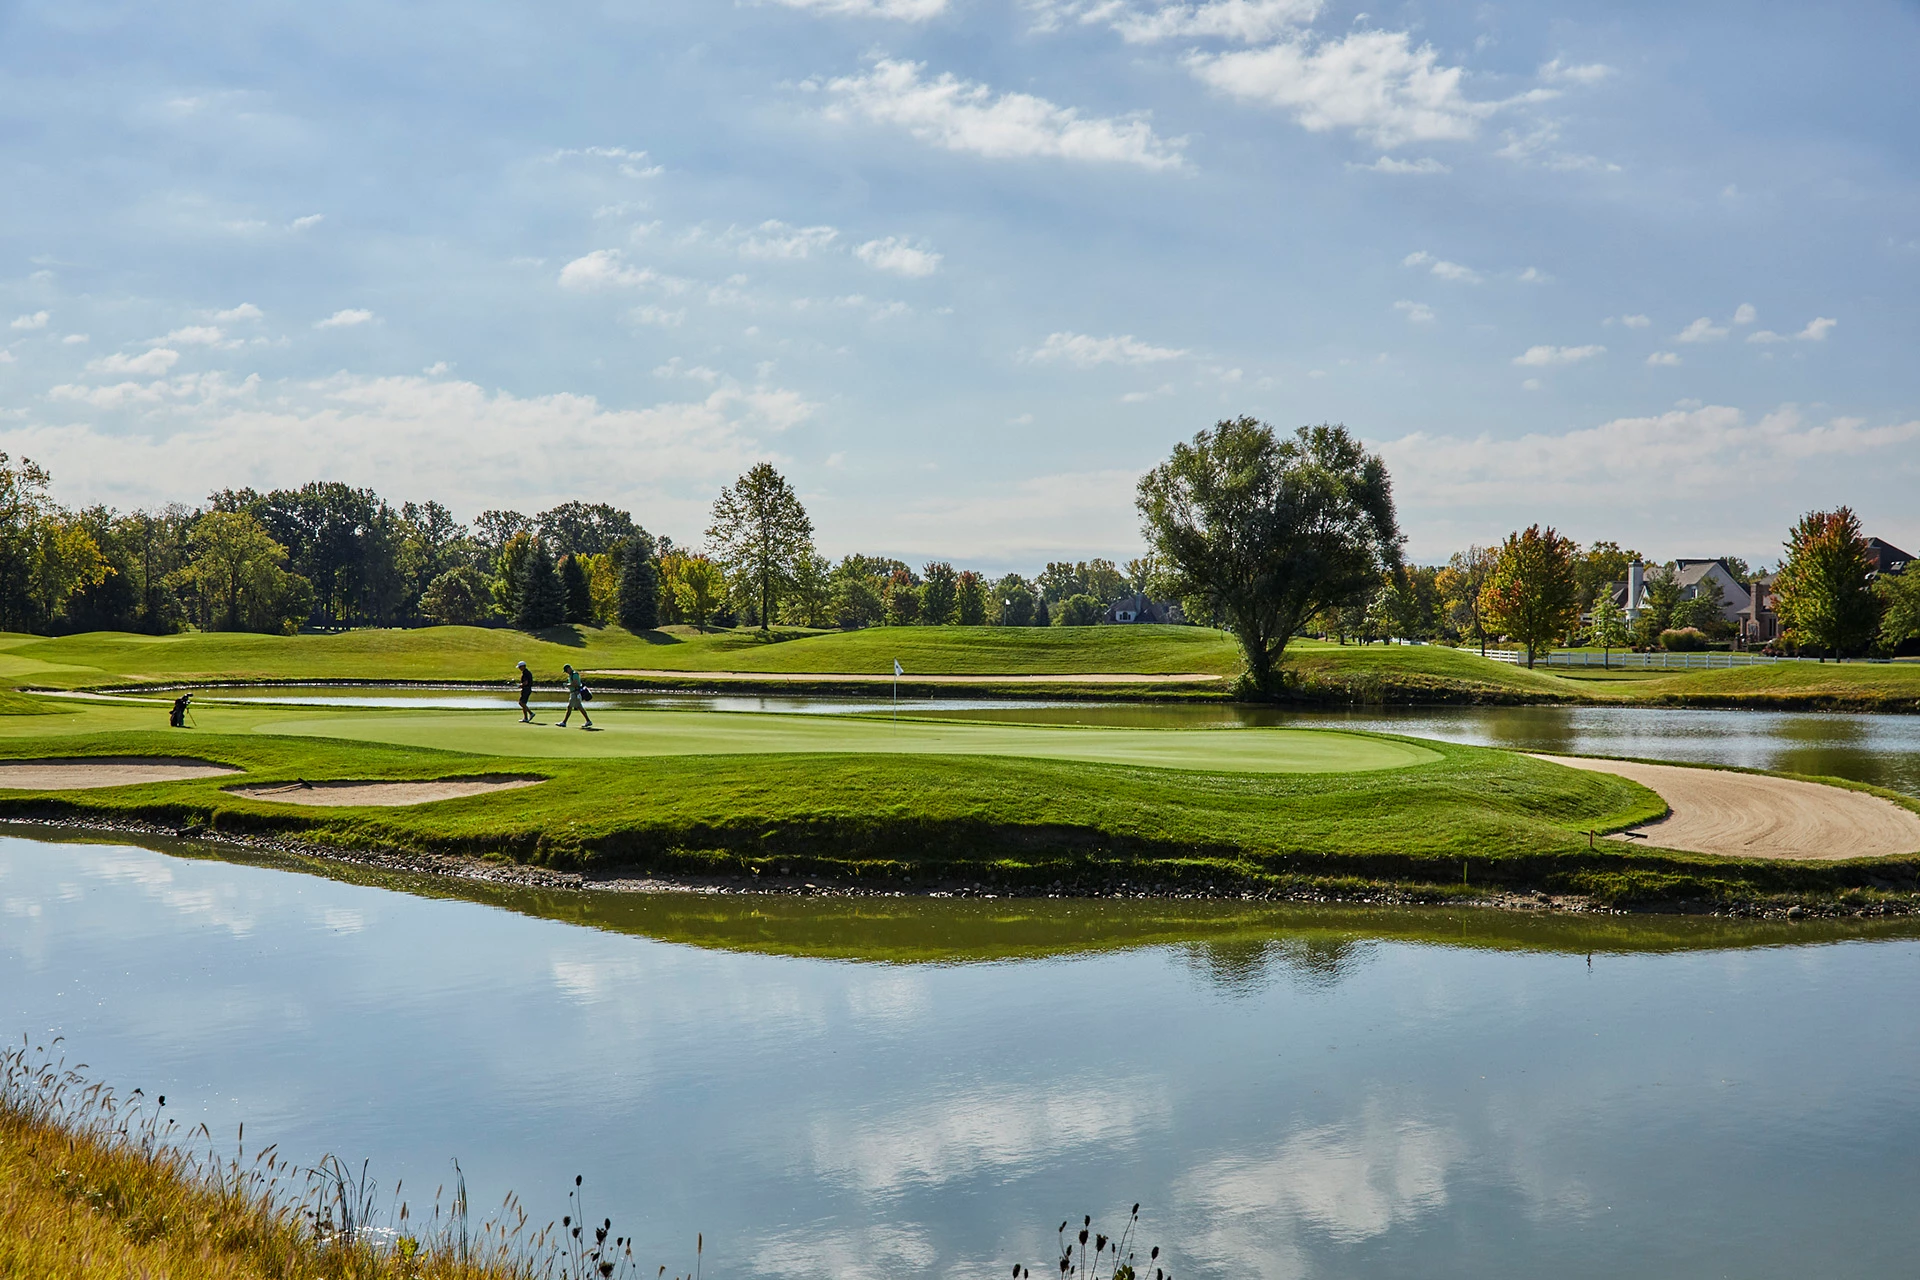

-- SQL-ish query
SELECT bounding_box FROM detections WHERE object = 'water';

[6,830,1919,1278]
[154,686,1920,798]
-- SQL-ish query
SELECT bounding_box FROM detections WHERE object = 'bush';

[1659,626,1708,651]
[1054,593,1104,627]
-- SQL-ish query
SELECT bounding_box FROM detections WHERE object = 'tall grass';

[0,1039,704,1280]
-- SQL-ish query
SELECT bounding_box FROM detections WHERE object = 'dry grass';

[0,1041,675,1280]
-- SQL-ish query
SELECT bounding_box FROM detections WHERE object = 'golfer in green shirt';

[558,663,593,729]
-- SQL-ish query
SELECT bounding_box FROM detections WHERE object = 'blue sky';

[3,0,1916,569]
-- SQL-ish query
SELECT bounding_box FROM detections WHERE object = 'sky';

[2,0,1917,571]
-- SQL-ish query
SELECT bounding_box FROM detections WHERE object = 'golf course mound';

[227,776,545,807]
[1535,755,1920,860]
[0,758,239,790]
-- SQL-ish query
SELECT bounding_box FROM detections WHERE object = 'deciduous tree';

[1136,419,1402,695]
[706,463,814,633]
[1480,525,1579,668]
[674,556,725,631]
[1775,507,1880,660]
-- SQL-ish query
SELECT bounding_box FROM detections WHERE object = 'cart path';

[1531,754,1920,860]
[590,669,1227,685]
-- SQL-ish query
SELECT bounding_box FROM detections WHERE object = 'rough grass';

[0,1044,560,1280]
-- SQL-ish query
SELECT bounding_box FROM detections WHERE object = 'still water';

[6,831,1919,1278]
[179,686,1920,799]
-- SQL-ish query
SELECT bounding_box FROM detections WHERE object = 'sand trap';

[0,757,239,790]
[593,669,1224,685]
[227,776,543,807]
[1533,754,1920,861]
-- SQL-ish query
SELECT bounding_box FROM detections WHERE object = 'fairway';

[243,707,1439,774]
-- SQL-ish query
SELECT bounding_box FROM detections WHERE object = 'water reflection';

[7,834,1920,1279]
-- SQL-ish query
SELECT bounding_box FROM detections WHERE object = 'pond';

[6,829,1919,1278]
[169,686,1920,799]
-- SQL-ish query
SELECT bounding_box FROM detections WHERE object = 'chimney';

[1626,561,1645,621]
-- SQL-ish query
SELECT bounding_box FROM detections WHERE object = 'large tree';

[616,536,660,633]
[537,501,639,558]
[1876,570,1920,652]
[1480,526,1580,667]
[514,538,566,631]
[706,463,814,632]
[1774,507,1880,660]
[1136,419,1401,695]
[1436,545,1495,655]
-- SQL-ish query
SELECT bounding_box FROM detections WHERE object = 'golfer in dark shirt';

[517,661,534,722]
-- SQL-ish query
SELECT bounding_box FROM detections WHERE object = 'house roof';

[1867,538,1914,575]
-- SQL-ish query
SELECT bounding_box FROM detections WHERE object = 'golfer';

[516,660,534,722]
[558,663,592,729]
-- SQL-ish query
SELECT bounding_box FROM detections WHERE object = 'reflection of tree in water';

[1180,935,1373,995]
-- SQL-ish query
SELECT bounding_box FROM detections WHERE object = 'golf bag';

[170,695,191,728]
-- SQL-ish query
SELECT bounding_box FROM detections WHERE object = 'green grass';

[0,623,1245,689]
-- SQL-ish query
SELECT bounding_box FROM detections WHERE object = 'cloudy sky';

[3,0,1916,568]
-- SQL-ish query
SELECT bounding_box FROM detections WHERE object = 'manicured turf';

[243,709,1437,772]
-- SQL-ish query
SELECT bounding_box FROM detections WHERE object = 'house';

[1614,559,1753,627]
[1741,573,1779,645]
[1104,593,1185,624]
[1867,538,1914,577]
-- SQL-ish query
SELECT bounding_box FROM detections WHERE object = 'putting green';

[245,708,1439,774]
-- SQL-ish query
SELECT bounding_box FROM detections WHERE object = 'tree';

[1630,564,1682,648]
[1034,594,1051,627]
[514,538,565,631]
[1055,593,1103,627]
[1875,571,1920,651]
[1435,546,1495,654]
[1480,525,1579,668]
[617,539,660,633]
[419,565,491,626]
[674,556,725,631]
[1774,507,1880,660]
[1136,419,1402,696]
[536,502,638,558]
[706,463,814,633]
[782,553,834,628]
[996,577,1035,627]
[181,511,303,633]
[1671,574,1731,638]
[559,554,592,624]
[884,568,920,626]
[1586,594,1629,668]
[955,570,987,625]
[920,562,958,624]
[1574,540,1640,613]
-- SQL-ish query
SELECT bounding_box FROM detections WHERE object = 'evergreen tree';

[617,540,660,633]
[514,538,565,630]
[559,553,592,624]
[1034,595,1051,627]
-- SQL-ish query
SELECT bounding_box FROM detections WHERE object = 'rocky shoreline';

[7,813,1916,923]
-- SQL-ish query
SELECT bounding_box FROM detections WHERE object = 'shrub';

[1659,626,1708,651]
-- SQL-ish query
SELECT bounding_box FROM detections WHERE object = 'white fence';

[1477,649,1793,671]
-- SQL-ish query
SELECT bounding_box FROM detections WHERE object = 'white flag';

[893,659,903,677]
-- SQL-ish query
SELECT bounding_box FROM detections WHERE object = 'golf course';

[0,623,1916,909]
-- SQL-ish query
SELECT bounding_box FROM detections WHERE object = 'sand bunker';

[1534,755,1920,860]
[0,757,239,790]
[228,777,543,807]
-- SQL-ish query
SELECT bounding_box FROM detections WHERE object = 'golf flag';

[893,659,903,677]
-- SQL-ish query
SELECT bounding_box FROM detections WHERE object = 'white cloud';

[0,350,15,364]
[1392,300,1434,323]
[1674,316,1728,343]
[855,237,943,277]
[766,0,948,16]
[1495,121,1619,173]
[1797,316,1837,341]
[1732,302,1756,325]
[1028,331,1188,366]
[1520,377,1542,390]
[557,249,662,290]
[315,308,375,329]
[1119,383,1176,402]
[1402,251,1480,283]
[739,220,839,260]
[1620,314,1650,328]
[1347,155,1449,174]
[1189,29,1492,148]
[10,312,49,331]
[155,325,227,347]
[1538,59,1615,85]
[61,334,89,345]
[1746,329,1787,345]
[629,305,687,327]
[1646,351,1681,366]
[820,58,1187,171]
[546,146,664,178]
[288,214,324,231]
[1518,267,1552,283]
[5,373,815,521]
[1512,343,1604,366]
[215,303,264,322]
[1109,0,1325,44]
[87,348,181,376]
